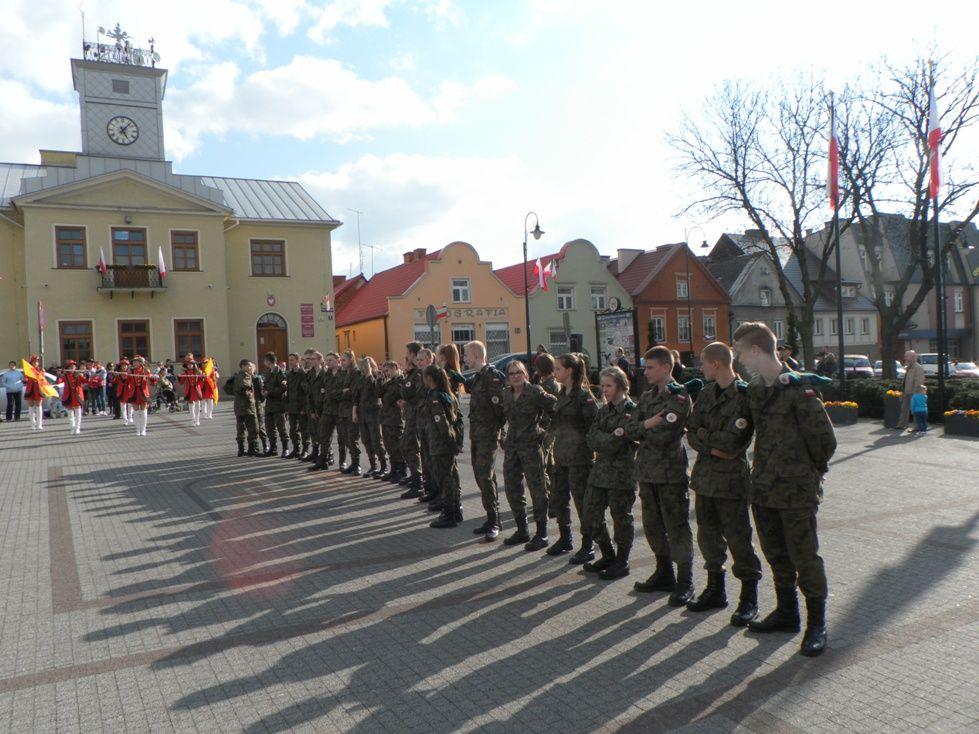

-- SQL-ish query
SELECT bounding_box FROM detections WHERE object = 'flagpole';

[928,63,947,415]
[829,92,846,395]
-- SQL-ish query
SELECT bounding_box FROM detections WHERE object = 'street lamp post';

[523,212,544,365]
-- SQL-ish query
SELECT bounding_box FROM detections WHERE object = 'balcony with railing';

[98,265,167,296]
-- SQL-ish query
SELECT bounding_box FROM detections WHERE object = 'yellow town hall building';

[0,38,338,370]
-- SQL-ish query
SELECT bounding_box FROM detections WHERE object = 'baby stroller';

[153,374,181,413]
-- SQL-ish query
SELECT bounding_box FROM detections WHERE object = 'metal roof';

[199,176,339,224]
[0,163,46,208]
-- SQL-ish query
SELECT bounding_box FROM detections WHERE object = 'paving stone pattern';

[0,406,976,733]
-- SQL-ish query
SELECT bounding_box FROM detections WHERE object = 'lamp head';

[531,223,544,241]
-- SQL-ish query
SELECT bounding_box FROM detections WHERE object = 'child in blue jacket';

[911,385,928,433]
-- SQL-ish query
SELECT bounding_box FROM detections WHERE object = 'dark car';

[843,354,874,379]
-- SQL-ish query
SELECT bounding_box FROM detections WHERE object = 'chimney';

[403,247,427,263]
[617,248,643,271]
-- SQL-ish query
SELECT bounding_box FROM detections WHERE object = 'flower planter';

[883,395,903,429]
[825,405,858,426]
[944,414,979,438]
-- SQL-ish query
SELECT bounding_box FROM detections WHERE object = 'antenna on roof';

[79,4,86,55]
[347,208,365,275]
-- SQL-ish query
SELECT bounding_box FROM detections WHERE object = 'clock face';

[106,116,139,145]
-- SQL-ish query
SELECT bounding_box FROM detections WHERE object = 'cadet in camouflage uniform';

[581,366,637,579]
[534,353,561,511]
[626,346,695,606]
[252,368,269,455]
[463,340,506,541]
[422,365,466,528]
[232,359,260,457]
[412,349,438,506]
[398,342,424,497]
[321,353,345,469]
[301,351,321,463]
[337,350,362,475]
[547,353,600,560]
[357,356,385,477]
[501,360,557,551]
[306,353,328,470]
[733,321,836,657]
[684,342,762,626]
[285,352,308,459]
[378,361,405,482]
[262,352,289,457]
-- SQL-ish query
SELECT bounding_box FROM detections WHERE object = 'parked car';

[843,354,874,379]
[873,360,906,380]
[951,361,979,378]
[461,351,532,379]
[917,353,954,377]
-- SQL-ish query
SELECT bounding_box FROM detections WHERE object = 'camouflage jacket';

[309,368,327,415]
[625,381,690,484]
[304,368,321,415]
[746,368,837,509]
[552,387,600,467]
[252,373,266,406]
[686,380,752,499]
[502,383,557,448]
[286,367,307,414]
[467,363,506,442]
[378,376,405,427]
[358,373,382,421]
[401,367,423,424]
[586,398,638,490]
[322,369,342,417]
[232,371,257,417]
[337,368,361,416]
[420,390,464,456]
[264,366,288,413]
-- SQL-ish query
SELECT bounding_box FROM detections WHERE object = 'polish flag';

[97,247,107,274]
[827,99,839,210]
[927,78,942,200]
[533,258,555,291]
[436,304,449,320]
[157,246,167,278]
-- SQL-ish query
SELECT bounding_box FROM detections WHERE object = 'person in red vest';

[115,358,134,425]
[23,354,47,431]
[179,358,205,426]
[129,356,158,436]
[58,360,87,434]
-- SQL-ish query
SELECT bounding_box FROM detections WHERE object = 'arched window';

[257,313,287,329]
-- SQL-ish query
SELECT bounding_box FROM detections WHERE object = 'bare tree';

[838,54,979,377]
[668,77,844,368]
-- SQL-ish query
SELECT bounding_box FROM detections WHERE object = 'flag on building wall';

[435,304,449,320]
[158,246,167,278]
[97,247,107,274]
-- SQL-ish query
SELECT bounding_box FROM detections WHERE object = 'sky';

[1,0,977,277]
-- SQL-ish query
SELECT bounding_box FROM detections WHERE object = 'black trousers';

[5,391,23,420]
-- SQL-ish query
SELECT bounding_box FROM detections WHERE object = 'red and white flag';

[533,258,556,291]
[827,99,839,210]
[435,304,449,320]
[927,77,942,200]
[97,247,107,275]
[157,246,167,278]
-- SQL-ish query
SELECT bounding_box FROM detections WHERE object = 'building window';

[678,315,691,343]
[590,286,607,311]
[649,316,666,343]
[485,322,510,359]
[112,79,130,94]
[174,319,205,359]
[814,318,823,336]
[841,285,857,298]
[549,328,569,354]
[860,317,870,335]
[845,317,855,335]
[55,226,87,269]
[450,323,475,347]
[771,320,784,339]
[451,278,471,303]
[884,290,894,306]
[413,324,438,350]
[171,231,200,271]
[250,240,286,276]
[759,288,772,307]
[831,319,838,335]
[59,321,93,363]
[954,289,964,313]
[703,315,716,340]
[118,320,150,360]
[112,227,147,266]
[557,286,574,311]
[676,278,689,299]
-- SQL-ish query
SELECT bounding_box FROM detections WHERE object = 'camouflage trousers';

[432,452,462,507]
[417,421,434,491]
[694,494,762,581]
[550,463,592,532]
[318,413,341,460]
[255,403,268,441]
[503,441,548,525]
[381,423,403,465]
[287,412,307,449]
[235,414,258,443]
[638,481,693,565]
[583,482,637,553]
[542,435,556,497]
[401,415,421,475]
[470,436,500,515]
[359,418,383,464]
[339,415,360,463]
[752,504,827,599]
[264,409,287,448]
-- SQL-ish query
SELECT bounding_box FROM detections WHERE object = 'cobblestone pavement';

[0,405,976,733]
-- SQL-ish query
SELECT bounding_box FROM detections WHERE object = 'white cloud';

[306,0,464,43]
[0,79,79,162]
[390,52,416,72]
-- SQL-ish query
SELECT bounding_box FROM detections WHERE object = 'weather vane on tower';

[82,22,160,67]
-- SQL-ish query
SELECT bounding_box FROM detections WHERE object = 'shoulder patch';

[735,417,749,429]
[667,382,683,395]
[666,412,678,423]
[735,380,749,392]
[491,396,500,404]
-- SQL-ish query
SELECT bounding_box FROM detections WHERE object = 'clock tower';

[72,25,167,161]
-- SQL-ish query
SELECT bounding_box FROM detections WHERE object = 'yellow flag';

[21,359,58,398]
[202,358,219,404]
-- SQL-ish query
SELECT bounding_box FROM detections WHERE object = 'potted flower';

[943,409,979,438]
[883,389,903,428]
[824,400,859,426]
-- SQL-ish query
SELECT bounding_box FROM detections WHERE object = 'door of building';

[256,313,288,363]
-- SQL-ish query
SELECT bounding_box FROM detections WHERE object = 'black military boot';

[400,473,423,499]
[374,457,388,479]
[264,439,276,457]
[800,596,827,657]
[545,525,573,556]
[599,546,631,580]
[748,586,801,633]
[365,457,377,477]
[484,511,501,541]
[524,520,549,552]
[309,450,328,471]
[568,535,594,565]
[324,451,335,468]
[336,455,347,472]
[298,443,310,460]
[387,463,404,483]
[398,469,413,485]
[687,571,728,612]
[260,437,270,456]
[246,440,261,457]
[429,506,459,528]
[668,562,695,607]
[236,439,245,457]
[634,555,676,592]
[503,520,530,546]
[583,540,615,573]
[730,580,759,627]
[427,496,443,512]
[285,442,299,459]
[473,513,493,535]
[280,442,289,458]
[302,445,318,463]
[342,462,361,476]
